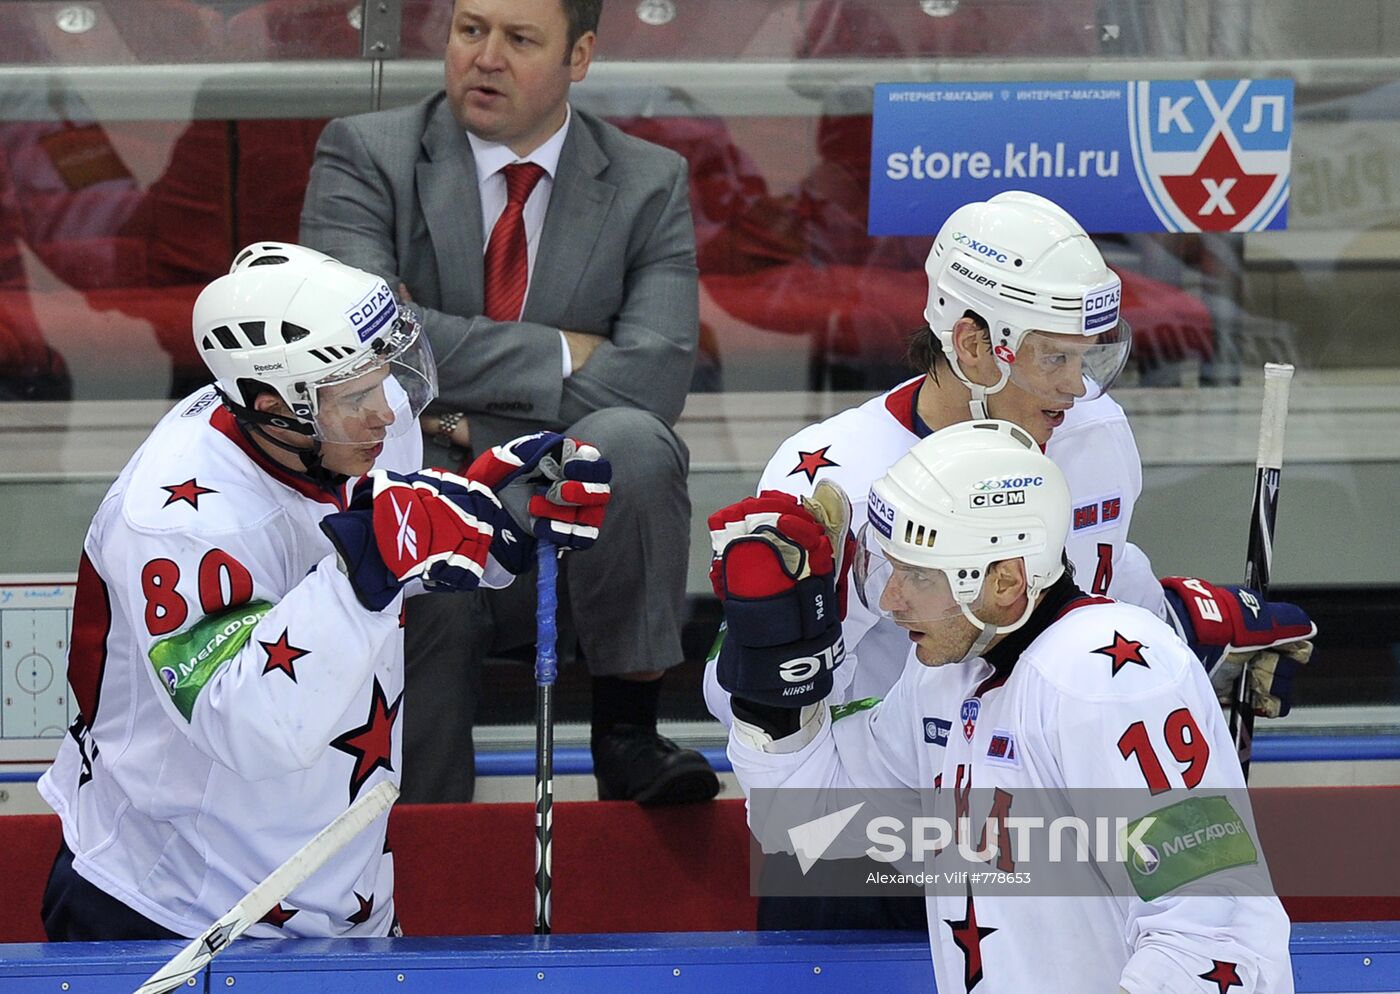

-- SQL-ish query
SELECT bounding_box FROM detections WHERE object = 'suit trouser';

[400,407,692,803]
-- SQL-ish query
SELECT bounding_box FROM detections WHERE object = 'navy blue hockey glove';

[707,485,852,709]
[321,469,527,611]
[1162,577,1316,718]
[467,433,613,551]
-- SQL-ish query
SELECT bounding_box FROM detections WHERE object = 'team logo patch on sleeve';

[788,446,839,484]
[1072,492,1124,532]
[985,729,1020,768]
[923,717,952,746]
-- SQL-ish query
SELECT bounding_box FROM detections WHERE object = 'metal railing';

[2,734,1397,783]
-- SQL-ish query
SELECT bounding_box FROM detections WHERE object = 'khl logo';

[1127,78,1293,232]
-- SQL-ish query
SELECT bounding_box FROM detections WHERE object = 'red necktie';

[483,162,547,322]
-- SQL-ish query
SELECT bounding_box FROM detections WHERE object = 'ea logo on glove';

[778,637,846,684]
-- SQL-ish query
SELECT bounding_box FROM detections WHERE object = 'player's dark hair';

[904,309,989,380]
[560,0,602,54]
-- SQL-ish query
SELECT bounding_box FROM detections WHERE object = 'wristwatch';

[437,411,463,443]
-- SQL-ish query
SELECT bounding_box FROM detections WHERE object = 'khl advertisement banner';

[868,79,1293,235]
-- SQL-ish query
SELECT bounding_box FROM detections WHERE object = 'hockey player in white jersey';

[707,190,1314,723]
[715,421,1294,994]
[38,243,612,941]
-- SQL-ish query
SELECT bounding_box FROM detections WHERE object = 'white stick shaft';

[132,780,398,994]
[1256,363,1294,471]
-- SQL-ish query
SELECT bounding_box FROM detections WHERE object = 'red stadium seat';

[220,0,449,60]
[596,0,798,60]
[0,1,222,65]
[794,0,1097,59]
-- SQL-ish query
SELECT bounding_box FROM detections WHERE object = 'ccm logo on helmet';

[971,490,1026,508]
[949,260,998,289]
[952,231,1009,263]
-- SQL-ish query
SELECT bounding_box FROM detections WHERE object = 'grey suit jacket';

[299,92,699,452]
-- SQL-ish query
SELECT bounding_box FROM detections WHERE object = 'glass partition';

[0,0,1395,748]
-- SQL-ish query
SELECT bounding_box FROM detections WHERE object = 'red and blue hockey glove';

[321,470,525,611]
[1162,576,1316,718]
[467,433,613,551]
[707,484,852,709]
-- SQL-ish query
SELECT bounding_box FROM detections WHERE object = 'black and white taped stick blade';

[132,780,398,994]
[1255,363,1294,472]
[1234,363,1295,775]
[1244,364,1293,592]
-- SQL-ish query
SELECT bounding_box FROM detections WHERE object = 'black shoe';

[592,724,720,806]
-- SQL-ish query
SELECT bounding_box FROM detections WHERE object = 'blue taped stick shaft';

[534,541,558,935]
[535,542,559,688]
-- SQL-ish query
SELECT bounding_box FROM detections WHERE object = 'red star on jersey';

[787,446,839,484]
[347,892,375,926]
[943,886,997,991]
[330,678,402,803]
[259,629,309,682]
[161,478,217,509]
[1199,959,1243,994]
[260,903,299,929]
[1093,631,1150,676]
[1160,134,1277,232]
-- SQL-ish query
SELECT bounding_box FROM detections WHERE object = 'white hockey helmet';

[193,242,436,445]
[923,191,1131,417]
[855,420,1071,652]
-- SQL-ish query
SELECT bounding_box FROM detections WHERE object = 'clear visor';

[853,523,965,630]
[1005,322,1131,404]
[310,308,438,445]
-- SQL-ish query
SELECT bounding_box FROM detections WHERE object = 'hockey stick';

[132,780,398,994]
[1231,362,1295,780]
[534,540,560,935]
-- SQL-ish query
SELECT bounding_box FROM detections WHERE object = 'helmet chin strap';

[218,389,342,485]
[938,342,1013,423]
[954,587,1040,663]
[246,421,340,485]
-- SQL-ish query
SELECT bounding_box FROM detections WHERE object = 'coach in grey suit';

[300,0,717,806]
